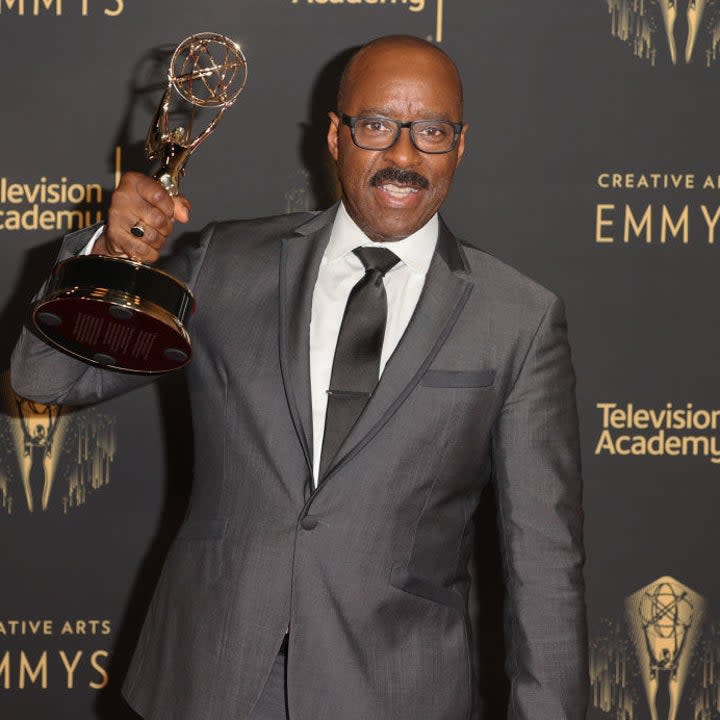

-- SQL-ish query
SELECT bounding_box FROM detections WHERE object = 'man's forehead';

[343,66,462,118]
[352,104,456,121]
[337,36,464,117]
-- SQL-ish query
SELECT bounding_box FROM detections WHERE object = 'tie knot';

[353,246,400,277]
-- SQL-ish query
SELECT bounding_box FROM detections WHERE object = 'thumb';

[173,196,192,223]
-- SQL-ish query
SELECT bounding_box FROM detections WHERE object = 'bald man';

[12,36,588,720]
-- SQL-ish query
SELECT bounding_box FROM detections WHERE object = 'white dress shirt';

[80,224,106,254]
[80,204,439,485]
[310,203,438,483]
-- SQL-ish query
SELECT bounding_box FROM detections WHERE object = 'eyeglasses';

[337,112,463,154]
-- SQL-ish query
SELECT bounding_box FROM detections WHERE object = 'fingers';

[101,172,191,264]
[92,232,161,264]
[111,173,173,237]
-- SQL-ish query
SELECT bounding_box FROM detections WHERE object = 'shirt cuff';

[79,224,106,255]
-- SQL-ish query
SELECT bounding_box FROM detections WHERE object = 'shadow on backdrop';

[470,482,510,717]
[297,47,356,210]
[109,44,179,177]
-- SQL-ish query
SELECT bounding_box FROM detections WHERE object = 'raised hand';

[93,171,191,263]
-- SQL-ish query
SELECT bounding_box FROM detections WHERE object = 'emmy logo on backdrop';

[32,33,248,373]
[655,0,708,64]
[15,399,64,513]
[0,373,117,516]
[625,577,705,720]
[606,0,720,65]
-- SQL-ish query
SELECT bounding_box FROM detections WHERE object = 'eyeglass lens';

[352,117,457,153]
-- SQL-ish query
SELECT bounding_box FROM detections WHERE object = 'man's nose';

[382,127,422,166]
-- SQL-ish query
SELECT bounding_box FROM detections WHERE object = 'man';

[12,35,588,720]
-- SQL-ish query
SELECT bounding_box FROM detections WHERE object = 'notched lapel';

[320,220,474,483]
[279,206,337,477]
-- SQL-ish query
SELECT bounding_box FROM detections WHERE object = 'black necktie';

[319,246,400,477]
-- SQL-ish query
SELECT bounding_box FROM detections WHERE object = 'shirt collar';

[324,201,438,276]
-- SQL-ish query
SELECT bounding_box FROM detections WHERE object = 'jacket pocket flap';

[390,566,464,614]
[420,369,495,388]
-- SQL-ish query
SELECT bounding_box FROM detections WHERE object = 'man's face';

[327,44,467,242]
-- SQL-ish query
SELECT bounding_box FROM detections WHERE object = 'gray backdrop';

[2,2,718,719]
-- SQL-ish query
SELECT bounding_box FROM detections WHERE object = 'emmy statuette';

[32,33,248,373]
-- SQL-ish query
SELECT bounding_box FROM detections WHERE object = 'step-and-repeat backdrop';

[2,2,719,718]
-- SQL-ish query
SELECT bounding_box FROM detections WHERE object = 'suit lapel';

[319,219,474,483]
[279,205,338,476]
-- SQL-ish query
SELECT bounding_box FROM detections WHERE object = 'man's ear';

[327,111,340,161]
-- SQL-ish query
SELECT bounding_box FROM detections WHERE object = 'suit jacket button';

[301,516,319,531]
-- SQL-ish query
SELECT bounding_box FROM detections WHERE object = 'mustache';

[369,167,429,190]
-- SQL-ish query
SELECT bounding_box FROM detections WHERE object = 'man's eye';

[417,124,449,138]
[361,119,393,134]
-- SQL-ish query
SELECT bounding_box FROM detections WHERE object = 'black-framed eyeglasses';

[337,112,463,154]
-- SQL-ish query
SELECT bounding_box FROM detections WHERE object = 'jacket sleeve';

[490,295,588,720]
[10,223,214,406]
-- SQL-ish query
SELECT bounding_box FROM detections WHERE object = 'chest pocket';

[420,369,495,388]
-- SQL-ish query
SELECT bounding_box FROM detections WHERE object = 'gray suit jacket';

[11,205,588,720]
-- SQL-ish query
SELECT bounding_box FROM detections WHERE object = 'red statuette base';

[33,290,192,374]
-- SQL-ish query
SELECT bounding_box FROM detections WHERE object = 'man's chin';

[362,219,425,243]
[344,196,431,242]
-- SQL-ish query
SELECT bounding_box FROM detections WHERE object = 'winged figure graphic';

[0,372,116,515]
[606,0,720,65]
